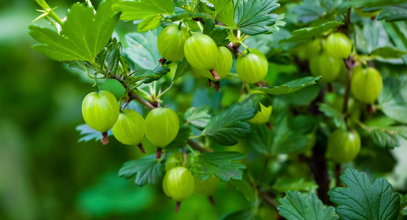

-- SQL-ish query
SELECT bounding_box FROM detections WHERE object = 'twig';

[187,139,211,153]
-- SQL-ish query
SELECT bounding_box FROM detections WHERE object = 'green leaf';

[229,179,259,205]
[220,210,259,220]
[203,102,256,145]
[166,126,192,150]
[293,0,342,23]
[76,124,112,143]
[113,0,174,20]
[371,46,406,58]
[383,22,407,64]
[378,75,407,124]
[30,0,120,62]
[259,76,321,95]
[318,103,346,130]
[97,39,122,74]
[329,168,401,220]
[124,30,161,70]
[118,155,164,186]
[184,106,211,128]
[281,21,343,43]
[203,19,230,46]
[346,0,407,8]
[272,178,318,192]
[136,66,170,84]
[355,20,389,55]
[212,0,235,27]
[234,0,280,35]
[137,15,162,32]
[279,191,338,220]
[377,4,407,21]
[190,151,246,181]
[270,116,309,154]
[173,58,191,80]
[362,117,407,148]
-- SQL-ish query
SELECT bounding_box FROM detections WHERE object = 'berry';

[236,49,268,83]
[327,129,361,164]
[112,109,146,145]
[193,46,233,81]
[165,153,184,171]
[194,175,218,196]
[309,53,342,82]
[145,107,179,147]
[81,90,120,132]
[163,167,195,201]
[351,66,383,104]
[304,38,322,58]
[324,32,352,59]
[157,25,190,61]
[249,103,272,124]
[184,34,218,70]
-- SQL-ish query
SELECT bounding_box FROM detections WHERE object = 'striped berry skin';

[112,109,146,145]
[184,34,218,70]
[81,90,120,132]
[324,32,352,59]
[327,129,361,164]
[145,107,179,147]
[157,25,190,62]
[309,53,342,82]
[236,49,269,83]
[193,46,233,81]
[163,167,195,201]
[351,66,383,104]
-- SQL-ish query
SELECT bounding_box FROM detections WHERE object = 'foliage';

[25,0,407,219]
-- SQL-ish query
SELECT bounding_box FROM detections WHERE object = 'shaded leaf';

[76,124,112,143]
[371,46,406,58]
[220,210,259,220]
[281,21,342,43]
[259,76,321,95]
[184,106,211,128]
[378,75,407,124]
[319,103,346,130]
[124,30,161,70]
[118,155,164,186]
[190,152,246,181]
[113,0,174,21]
[166,126,192,150]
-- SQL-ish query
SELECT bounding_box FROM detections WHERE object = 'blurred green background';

[0,1,249,219]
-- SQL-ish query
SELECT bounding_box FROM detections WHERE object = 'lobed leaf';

[259,76,321,95]
[118,155,164,186]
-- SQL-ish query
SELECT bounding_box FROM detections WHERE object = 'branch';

[112,75,155,109]
[187,139,211,153]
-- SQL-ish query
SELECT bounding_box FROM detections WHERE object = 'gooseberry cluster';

[297,31,383,163]
[157,24,269,85]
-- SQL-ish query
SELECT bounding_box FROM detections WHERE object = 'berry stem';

[137,143,146,153]
[210,69,220,81]
[208,196,216,206]
[175,201,181,213]
[101,132,109,145]
[156,147,163,159]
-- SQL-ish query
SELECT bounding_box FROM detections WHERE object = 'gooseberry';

[112,109,146,145]
[236,49,269,83]
[351,66,383,104]
[145,107,179,147]
[157,25,190,61]
[327,129,361,164]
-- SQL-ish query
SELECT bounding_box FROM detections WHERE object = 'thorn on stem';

[101,132,109,145]
[159,58,167,65]
[138,143,146,153]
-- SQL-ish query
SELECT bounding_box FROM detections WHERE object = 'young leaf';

[212,0,235,27]
[293,0,342,23]
[137,15,162,32]
[258,76,321,95]
[202,102,256,145]
[379,75,407,124]
[29,0,120,62]
[113,0,174,21]
[165,126,192,150]
[371,46,406,58]
[279,191,338,220]
[97,39,122,74]
[329,168,401,220]
[118,155,164,186]
[318,104,346,130]
[190,151,246,181]
[281,21,342,43]
[124,30,161,70]
[362,117,407,148]
[202,19,230,46]
[234,0,280,35]
[184,106,211,128]
[76,124,112,142]
[173,58,190,80]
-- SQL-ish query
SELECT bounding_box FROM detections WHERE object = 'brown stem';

[187,139,211,153]
[137,143,146,153]
[101,132,109,145]
[175,201,181,213]
[208,196,216,206]
[112,75,155,110]
[156,147,163,159]
[210,69,220,81]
